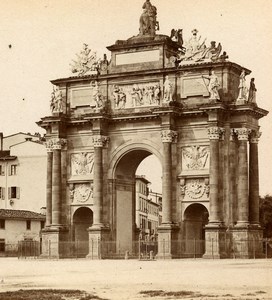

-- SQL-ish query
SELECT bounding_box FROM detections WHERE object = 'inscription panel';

[116,50,160,65]
[181,76,209,99]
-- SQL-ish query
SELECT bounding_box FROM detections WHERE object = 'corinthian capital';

[92,135,109,147]
[250,130,262,144]
[207,127,225,140]
[45,138,67,151]
[233,128,252,141]
[161,130,178,143]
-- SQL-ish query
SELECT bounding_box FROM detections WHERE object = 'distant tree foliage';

[260,195,272,238]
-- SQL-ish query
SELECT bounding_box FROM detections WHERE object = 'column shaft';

[52,149,62,225]
[46,151,53,226]
[237,140,249,224]
[162,142,172,224]
[209,139,220,223]
[249,142,259,224]
[229,137,236,226]
[93,147,103,225]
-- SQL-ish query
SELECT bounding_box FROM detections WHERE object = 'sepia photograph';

[0,0,272,299]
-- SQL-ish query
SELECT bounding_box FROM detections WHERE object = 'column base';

[156,224,179,259]
[86,226,110,259]
[230,225,263,258]
[40,226,69,259]
[203,224,227,259]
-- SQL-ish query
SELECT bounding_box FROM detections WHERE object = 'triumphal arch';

[39,1,268,259]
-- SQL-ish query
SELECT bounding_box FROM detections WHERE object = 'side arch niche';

[183,203,209,257]
[72,207,93,257]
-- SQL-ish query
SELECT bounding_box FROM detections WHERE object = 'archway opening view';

[136,154,162,241]
[114,150,162,255]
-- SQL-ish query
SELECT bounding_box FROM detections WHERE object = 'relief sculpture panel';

[71,152,94,175]
[111,82,161,109]
[70,183,94,204]
[182,145,209,171]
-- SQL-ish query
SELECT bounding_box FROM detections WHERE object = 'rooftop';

[0,209,46,220]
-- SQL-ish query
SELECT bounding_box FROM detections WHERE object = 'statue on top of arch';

[70,43,101,76]
[176,29,224,64]
[139,0,159,36]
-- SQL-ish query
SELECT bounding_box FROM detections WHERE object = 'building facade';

[0,137,47,213]
[39,1,268,258]
[0,209,45,256]
[135,176,161,238]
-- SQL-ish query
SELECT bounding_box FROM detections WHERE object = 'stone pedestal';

[156,224,178,259]
[231,226,263,258]
[203,225,227,258]
[40,226,68,259]
[87,226,110,259]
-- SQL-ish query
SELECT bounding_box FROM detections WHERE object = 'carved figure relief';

[177,29,224,64]
[70,183,93,203]
[170,29,184,49]
[202,71,220,101]
[237,70,248,101]
[71,153,94,175]
[91,81,104,108]
[113,85,126,109]
[111,82,161,109]
[182,146,209,170]
[70,44,101,76]
[50,86,63,113]
[180,179,209,200]
[163,76,174,102]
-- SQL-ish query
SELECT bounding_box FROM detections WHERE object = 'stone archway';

[183,203,209,257]
[73,207,93,257]
[111,147,161,255]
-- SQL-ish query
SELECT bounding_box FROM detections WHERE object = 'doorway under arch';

[113,148,162,255]
[183,203,209,257]
[73,207,93,257]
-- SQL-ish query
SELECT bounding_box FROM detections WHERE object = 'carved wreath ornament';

[71,184,93,203]
[181,180,209,199]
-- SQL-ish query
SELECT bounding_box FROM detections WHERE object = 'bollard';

[125,250,129,260]
[150,250,154,260]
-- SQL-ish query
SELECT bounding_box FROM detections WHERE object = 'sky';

[0,0,271,195]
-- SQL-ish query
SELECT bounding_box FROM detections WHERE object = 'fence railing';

[0,238,271,259]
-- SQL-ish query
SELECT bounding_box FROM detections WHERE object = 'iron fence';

[0,238,271,259]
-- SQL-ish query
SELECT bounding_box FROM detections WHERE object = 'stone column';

[229,130,237,226]
[204,127,226,259]
[249,131,261,225]
[45,147,53,226]
[156,130,178,259]
[234,128,251,226]
[51,138,67,226]
[161,130,178,224]
[207,126,224,225]
[92,135,109,227]
[87,135,109,259]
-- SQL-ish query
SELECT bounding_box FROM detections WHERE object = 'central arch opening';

[114,149,162,255]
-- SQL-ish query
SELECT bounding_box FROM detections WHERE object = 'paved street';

[0,258,272,299]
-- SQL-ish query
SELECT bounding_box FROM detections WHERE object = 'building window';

[0,219,5,229]
[9,187,20,199]
[10,165,17,175]
[26,220,31,230]
[0,165,4,176]
[41,221,45,229]
[0,187,5,200]
[0,239,5,252]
